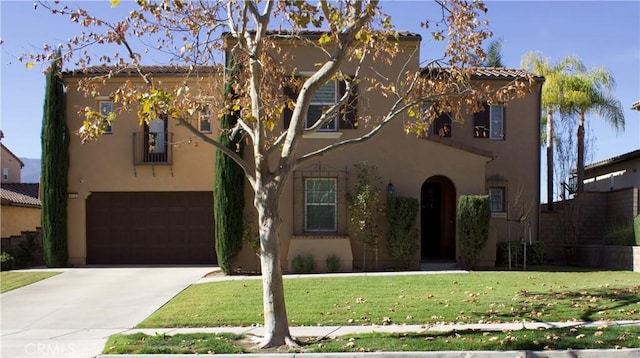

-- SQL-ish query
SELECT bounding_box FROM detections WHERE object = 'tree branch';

[294,95,416,169]
[175,116,255,186]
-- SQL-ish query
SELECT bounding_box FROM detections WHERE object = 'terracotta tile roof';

[424,136,494,159]
[584,149,640,172]
[422,66,544,82]
[63,64,221,77]
[1,183,41,207]
[223,30,422,41]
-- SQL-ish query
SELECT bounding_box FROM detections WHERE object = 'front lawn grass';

[0,271,61,293]
[139,270,639,328]
[103,333,244,355]
[314,326,640,352]
[104,326,640,354]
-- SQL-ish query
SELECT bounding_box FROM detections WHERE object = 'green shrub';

[326,254,341,272]
[634,215,640,246]
[1,252,15,271]
[292,254,315,273]
[496,241,545,266]
[603,223,635,246]
[11,234,39,268]
[385,196,419,268]
[347,162,383,271]
[457,195,490,270]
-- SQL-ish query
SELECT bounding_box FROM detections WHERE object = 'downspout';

[535,80,544,242]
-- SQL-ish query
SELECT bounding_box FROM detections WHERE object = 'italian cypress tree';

[41,52,69,267]
[214,56,245,274]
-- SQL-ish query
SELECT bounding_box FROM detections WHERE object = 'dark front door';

[421,176,456,260]
[86,191,216,265]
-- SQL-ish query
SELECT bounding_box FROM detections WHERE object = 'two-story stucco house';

[1,134,42,240]
[63,33,543,270]
[1,139,24,184]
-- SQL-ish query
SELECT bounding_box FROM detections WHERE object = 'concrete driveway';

[1,267,215,358]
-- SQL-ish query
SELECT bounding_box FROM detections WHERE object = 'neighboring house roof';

[0,183,41,207]
[422,66,544,82]
[63,64,221,78]
[583,149,640,172]
[632,100,640,111]
[1,143,25,168]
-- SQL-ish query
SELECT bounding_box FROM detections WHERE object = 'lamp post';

[387,181,395,196]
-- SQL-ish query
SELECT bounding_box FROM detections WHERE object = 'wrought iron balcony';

[133,132,173,165]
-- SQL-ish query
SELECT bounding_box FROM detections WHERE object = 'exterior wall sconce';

[387,180,395,196]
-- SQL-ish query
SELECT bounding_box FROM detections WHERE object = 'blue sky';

[1,1,639,175]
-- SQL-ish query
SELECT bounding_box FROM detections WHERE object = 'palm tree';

[562,67,625,193]
[521,52,585,209]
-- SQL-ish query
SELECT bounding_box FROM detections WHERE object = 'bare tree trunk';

[362,244,367,272]
[254,182,298,348]
[576,113,585,194]
[546,108,554,210]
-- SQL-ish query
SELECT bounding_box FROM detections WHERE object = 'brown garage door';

[86,192,216,265]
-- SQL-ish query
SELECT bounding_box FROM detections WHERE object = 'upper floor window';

[432,112,452,138]
[2,168,8,181]
[99,101,113,134]
[198,102,213,133]
[474,102,505,140]
[283,76,358,131]
[306,80,338,131]
[489,105,504,140]
[304,178,337,232]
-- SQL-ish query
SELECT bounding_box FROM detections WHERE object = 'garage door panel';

[86,192,216,265]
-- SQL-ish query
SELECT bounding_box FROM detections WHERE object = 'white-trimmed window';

[304,178,337,231]
[306,80,338,131]
[2,168,8,181]
[489,187,505,213]
[198,102,213,133]
[99,101,113,134]
[489,104,504,140]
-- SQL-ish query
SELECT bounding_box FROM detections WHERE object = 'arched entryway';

[421,176,456,260]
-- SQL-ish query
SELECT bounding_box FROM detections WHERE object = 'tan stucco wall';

[1,205,41,238]
[64,75,221,265]
[274,124,490,271]
[1,145,22,183]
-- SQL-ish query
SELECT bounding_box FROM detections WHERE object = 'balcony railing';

[133,132,173,165]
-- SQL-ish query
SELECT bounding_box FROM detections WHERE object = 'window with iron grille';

[305,178,337,231]
[489,187,505,212]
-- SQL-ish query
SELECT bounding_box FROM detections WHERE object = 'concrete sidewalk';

[107,320,640,357]
[123,319,640,338]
